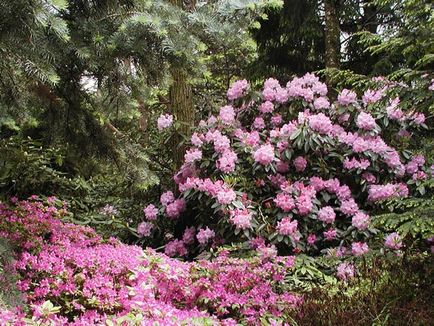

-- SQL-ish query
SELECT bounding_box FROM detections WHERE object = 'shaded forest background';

[0,0,433,242]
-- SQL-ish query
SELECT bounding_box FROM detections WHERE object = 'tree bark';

[324,0,340,68]
[168,0,195,171]
[169,69,193,169]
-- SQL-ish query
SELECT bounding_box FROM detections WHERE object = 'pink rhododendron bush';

[146,74,431,259]
[0,199,302,325]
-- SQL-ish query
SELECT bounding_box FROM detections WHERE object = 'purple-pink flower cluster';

[145,73,431,260]
[0,199,302,325]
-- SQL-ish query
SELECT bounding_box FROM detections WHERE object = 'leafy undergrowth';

[0,198,302,325]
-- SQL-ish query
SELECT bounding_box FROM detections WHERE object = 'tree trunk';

[168,0,195,171]
[169,69,193,169]
[324,0,340,68]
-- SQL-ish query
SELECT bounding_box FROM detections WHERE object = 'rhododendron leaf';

[417,185,426,195]
[290,129,301,140]
[321,193,331,202]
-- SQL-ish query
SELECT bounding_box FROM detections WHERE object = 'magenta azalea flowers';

[0,199,302,325]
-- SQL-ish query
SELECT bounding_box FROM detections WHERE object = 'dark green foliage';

[357,0,434,73]
[251,0,324,80]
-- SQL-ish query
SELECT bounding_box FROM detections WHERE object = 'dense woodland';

[0,0,433,325]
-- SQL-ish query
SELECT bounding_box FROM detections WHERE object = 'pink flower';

[259,101,274,113]
[351,212,369,230]
[368,183,408,201]
[217,150,238,173]
[351,242,369,256]
[362,172,376,184]
[274,193,295,212]
[312,82,328,96]
[317,206,336,224]
[191,132,203,147]
[412,171,427,181]
[275,87,289,103]
[323,228,337,240]
[182,226,196,244]
[197,227,215,245]
[362,89,383,105]
[253,144,275,165]
[337,262,355,281]
[385,232,402,250]
[337,89,357,106]
[309,176,325,191]
[271,114,283,126]
[277,217,298,236]
[227,79,249,100]
[160,191,175,206]
[276,160,289,173]
[307,234,317,245]
[336,185,352,201]
[410,112,425,125]
[313,97,330,110]
[356,111,376,130]
[157,114,173,130]
[213,134,231,153]
[143,204,158,220]
[308,113,333,134]
[296,195,313,215]
[137,222,153,237]
[219,105,236,125]
[229,209,252,230]
[264,78,280,89]
[166,199,186,218]
[184,148,202,164]
[253,117,265,130]
[164,239,187,257]
[340,198,359,216]
[293,156,307,172]
[216,188,236,205]
[343,157,370,170]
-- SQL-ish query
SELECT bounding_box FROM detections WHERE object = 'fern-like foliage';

[372,198,434,240]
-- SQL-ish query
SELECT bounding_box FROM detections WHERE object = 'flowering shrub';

[145,73,431,260]
[0,199,301,325]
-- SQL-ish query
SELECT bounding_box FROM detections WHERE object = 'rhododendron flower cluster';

[143,203,158,220]
[356,111,377,130]
[227,79,249,100]
[254,143,275,165]
[385,232,403,250]
[229,208,253,230]
[142,73,431,262]
[351,242,369,256]
[0,199,302,325]
[336,262,355,281]
[137,221,153,236]
[197,226,216,245]
[157,113,173,130]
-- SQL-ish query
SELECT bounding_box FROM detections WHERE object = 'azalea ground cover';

[0,198,302,325]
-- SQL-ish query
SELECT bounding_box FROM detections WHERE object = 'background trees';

[0,0,432,243]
